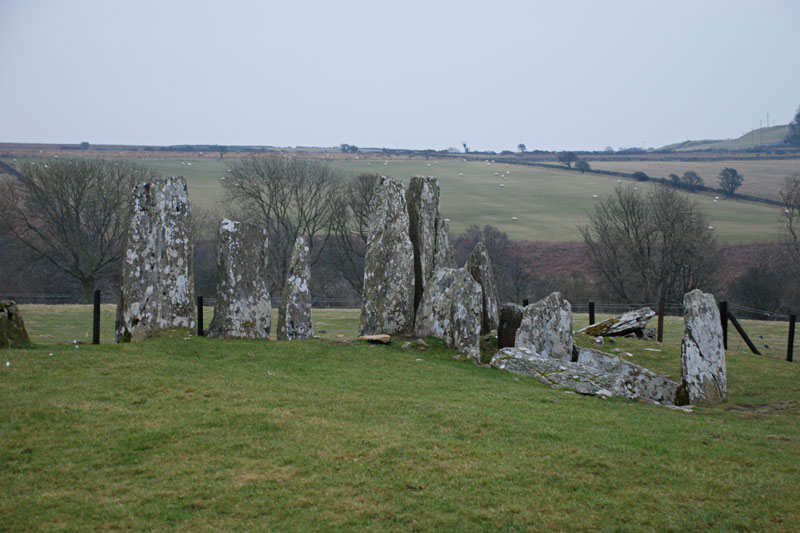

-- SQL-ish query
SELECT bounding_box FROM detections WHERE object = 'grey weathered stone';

[116,176,195,342]
[207,219,271,339]
[415,268,482,364]
[466,242,499,334]
[497,303,523,349]
[0,301,30,348]
[360,177,415,336]
[677,289,726,405]
[407,176,440,312]
[491,346,679,403]
[277,236,313,340]
[579,307,655,337]
[515,292,573,361]
[433,216,456,271]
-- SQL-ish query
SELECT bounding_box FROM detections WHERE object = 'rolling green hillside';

[132,157,785,244]
[661,125,789,152]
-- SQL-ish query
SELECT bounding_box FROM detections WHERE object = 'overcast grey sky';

[1,0,798,152]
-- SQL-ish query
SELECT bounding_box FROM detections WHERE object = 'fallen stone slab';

[579,307,655,337]
[359,334,391,344]
[490,346,679,404]
[0,301,30,349]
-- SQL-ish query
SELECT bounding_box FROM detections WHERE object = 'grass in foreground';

[2,307,799,530]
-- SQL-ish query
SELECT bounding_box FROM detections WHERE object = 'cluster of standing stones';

[51,173,726,407]
[114,176,312,343]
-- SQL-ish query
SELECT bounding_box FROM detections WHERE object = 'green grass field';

[661,125,790,152]
[2,306,799,530]
[122,156,786,244]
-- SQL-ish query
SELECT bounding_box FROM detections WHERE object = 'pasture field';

[2,305,799,531]
[660,124,790,152]
[586,157,800,202]
[119,156,787,244]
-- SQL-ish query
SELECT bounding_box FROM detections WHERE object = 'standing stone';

[415,268,483,364]
[116,177,195,342]
[466,242,499,334]
[433,216,456,271]
[277,236,313,340]
[207,219,271,339]
[514,292,573,361]
[407,176,440,312]
[0,301,30,348]
[677,289,726,405]
[497,303,523,349]
[360,177,415,336]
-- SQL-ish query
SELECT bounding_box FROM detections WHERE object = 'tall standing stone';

[677,289,726,405]
[466,242,499,334]
[407,176,440,312]
[277,236,313,340]
[433,216,456,271]
[116,177,195,342]
[207,219,271,339]
[360,177,415,336]
[515,292,573,361]
[415,268,483,364]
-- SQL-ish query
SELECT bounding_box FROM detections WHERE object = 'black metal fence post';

[588,302,595,326]
[719,301,728,350]
[788,315,796,362]
[657,299,664,343]
[197,296,204,337]
[92,289,101,345]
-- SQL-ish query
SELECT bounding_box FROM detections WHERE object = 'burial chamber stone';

[466,242,499,335]
[0,301,30,348]
[277,236,313,340]
[360,176,415,336]
[677,289,726,405]
[579,307,655,337]
[433,216,456,271]
[207,219,271,339]
[116,176,195,342]
[514,292,573,361]
[415,268,483,364]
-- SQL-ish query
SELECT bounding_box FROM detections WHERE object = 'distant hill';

[661,125,789,152]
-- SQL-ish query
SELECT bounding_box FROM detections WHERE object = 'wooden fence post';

[728,311,761,355]
[657,298,664,342]
[92,289,101,345]
[719,301,728,350]
[197,296,204,337]
[589,302,595,326]
[522,299,529,307]
[788,315,796,362]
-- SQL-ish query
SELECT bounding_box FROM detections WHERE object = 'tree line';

[0,156,798,314]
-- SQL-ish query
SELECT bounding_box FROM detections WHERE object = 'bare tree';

[326,173,380,295]
[581,185,721,302]
[780,172,800,262]
[718,167,743,196]
[0,159,156,302]
[221,154,343,294]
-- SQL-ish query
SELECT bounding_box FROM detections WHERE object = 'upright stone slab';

[360,176,415,336]
[277,236,313,340]
[466,242,499,334]
[514,292,573,361]
[677,289,726,405]
[0,301,30,348]
[207,219,271,339]
[498,303,523,349]
[433,216,456,271]
[415,268,483,364]
[407,176,440,312]
[116,176,195,342]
